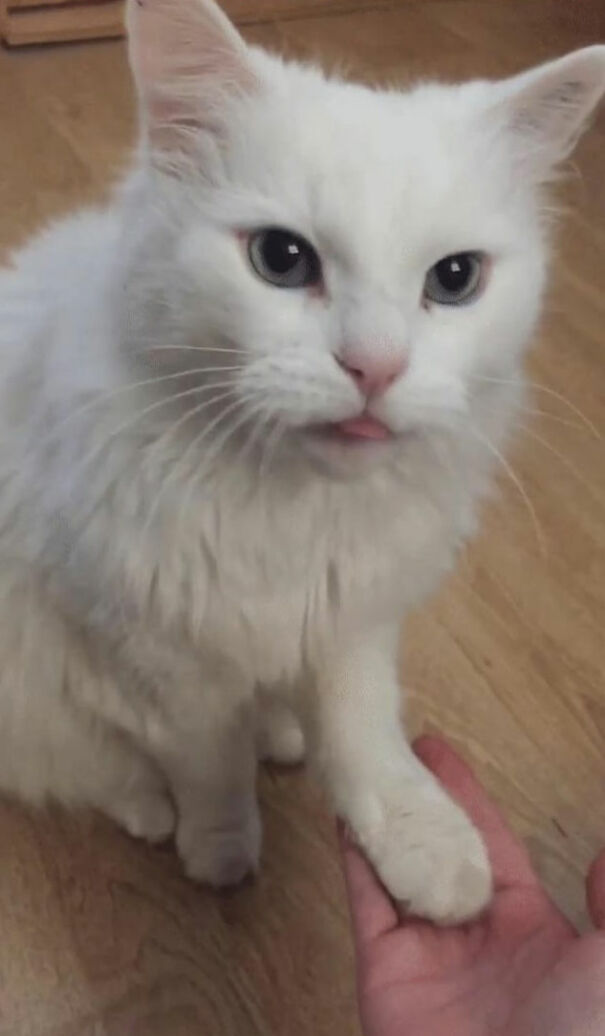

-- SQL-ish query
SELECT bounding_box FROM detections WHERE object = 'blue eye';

[248,228,322,289]
[424,252,484,305]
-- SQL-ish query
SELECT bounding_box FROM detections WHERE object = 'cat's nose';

[337,346,408,398]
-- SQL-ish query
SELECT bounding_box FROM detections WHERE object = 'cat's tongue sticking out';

[330,416,392,441]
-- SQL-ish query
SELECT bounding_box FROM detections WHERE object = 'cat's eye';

[423,252,484,306]
[248,228,322,290]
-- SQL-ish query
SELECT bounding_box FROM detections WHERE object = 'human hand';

[340,736,605,1036]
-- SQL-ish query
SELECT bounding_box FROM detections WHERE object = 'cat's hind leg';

[0,569,175,844]
[80,726,176,844]
[1,690,176,843]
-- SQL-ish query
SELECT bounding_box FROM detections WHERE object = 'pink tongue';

[334,416,391,441]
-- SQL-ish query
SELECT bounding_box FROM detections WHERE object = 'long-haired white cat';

[0,0,603,925]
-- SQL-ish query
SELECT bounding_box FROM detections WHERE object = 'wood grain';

[0,0,392,48]
[0,2,604,1033]
[0,0,496,48]
[2,1,124,47]
[8,0,95,12]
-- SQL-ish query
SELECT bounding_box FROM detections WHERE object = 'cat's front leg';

[310,624,492,925]
[166,700,261,888]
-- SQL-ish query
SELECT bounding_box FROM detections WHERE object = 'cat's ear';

[126,0,256,160]
[492,45,605,175]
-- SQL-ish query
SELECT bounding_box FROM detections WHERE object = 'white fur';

[0,0,603,922]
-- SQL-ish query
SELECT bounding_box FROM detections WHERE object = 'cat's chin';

[297,422,403,477]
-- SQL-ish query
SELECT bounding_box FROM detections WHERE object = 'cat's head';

[125,0,605,475]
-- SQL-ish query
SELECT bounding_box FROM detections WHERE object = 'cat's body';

[0,0,603,924]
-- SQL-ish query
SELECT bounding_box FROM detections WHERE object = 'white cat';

[0,0,603,925]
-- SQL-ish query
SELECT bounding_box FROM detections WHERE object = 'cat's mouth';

[313,414,393,444]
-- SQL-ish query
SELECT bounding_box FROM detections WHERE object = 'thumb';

[587,849,605,929]
[337,821,398,946]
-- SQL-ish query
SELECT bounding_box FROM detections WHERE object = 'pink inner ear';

[129,0,255,115]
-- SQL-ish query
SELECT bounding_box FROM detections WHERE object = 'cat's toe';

[109,789,176,844]
[389,828,492,925]
[356,792,492,925]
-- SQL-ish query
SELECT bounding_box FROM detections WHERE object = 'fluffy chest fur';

[135,450,480,684]
[28,420,483,689]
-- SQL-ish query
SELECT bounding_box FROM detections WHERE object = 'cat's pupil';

[263,231,303,274]
[435,254,472,291]
[249,227,321,289]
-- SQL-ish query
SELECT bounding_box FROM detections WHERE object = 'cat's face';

[127,0,605,473]
[170,73,546,470]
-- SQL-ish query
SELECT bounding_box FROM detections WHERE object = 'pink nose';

[337,347,408,398]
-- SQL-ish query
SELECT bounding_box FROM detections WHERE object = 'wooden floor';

[1,2,604,1033]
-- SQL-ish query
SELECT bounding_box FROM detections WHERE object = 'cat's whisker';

[472,374,600,439]
[523,385,600,438]
[30,364,244,456]
[73,385,236,484]
[140,380,242,465]
[199,401,266,477]
[233,405,274,470]
[258,418,287,483]
[468,424,547,558]
[519,407,585,432]
[144,345,244,357]
[200,395,275,481]
[138,390,252,550]
[519,424,599,500]
[171,399,256,536]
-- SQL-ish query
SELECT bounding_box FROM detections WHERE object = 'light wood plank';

[3,0,124,46]
[2,0,395,46]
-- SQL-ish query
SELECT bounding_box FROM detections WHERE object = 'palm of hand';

[342,739,605,1036]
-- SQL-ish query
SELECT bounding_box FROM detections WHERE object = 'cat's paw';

[109,789,176,844]
[352,787,492,925]
[257,700,306,766]
[176,804,262,887]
